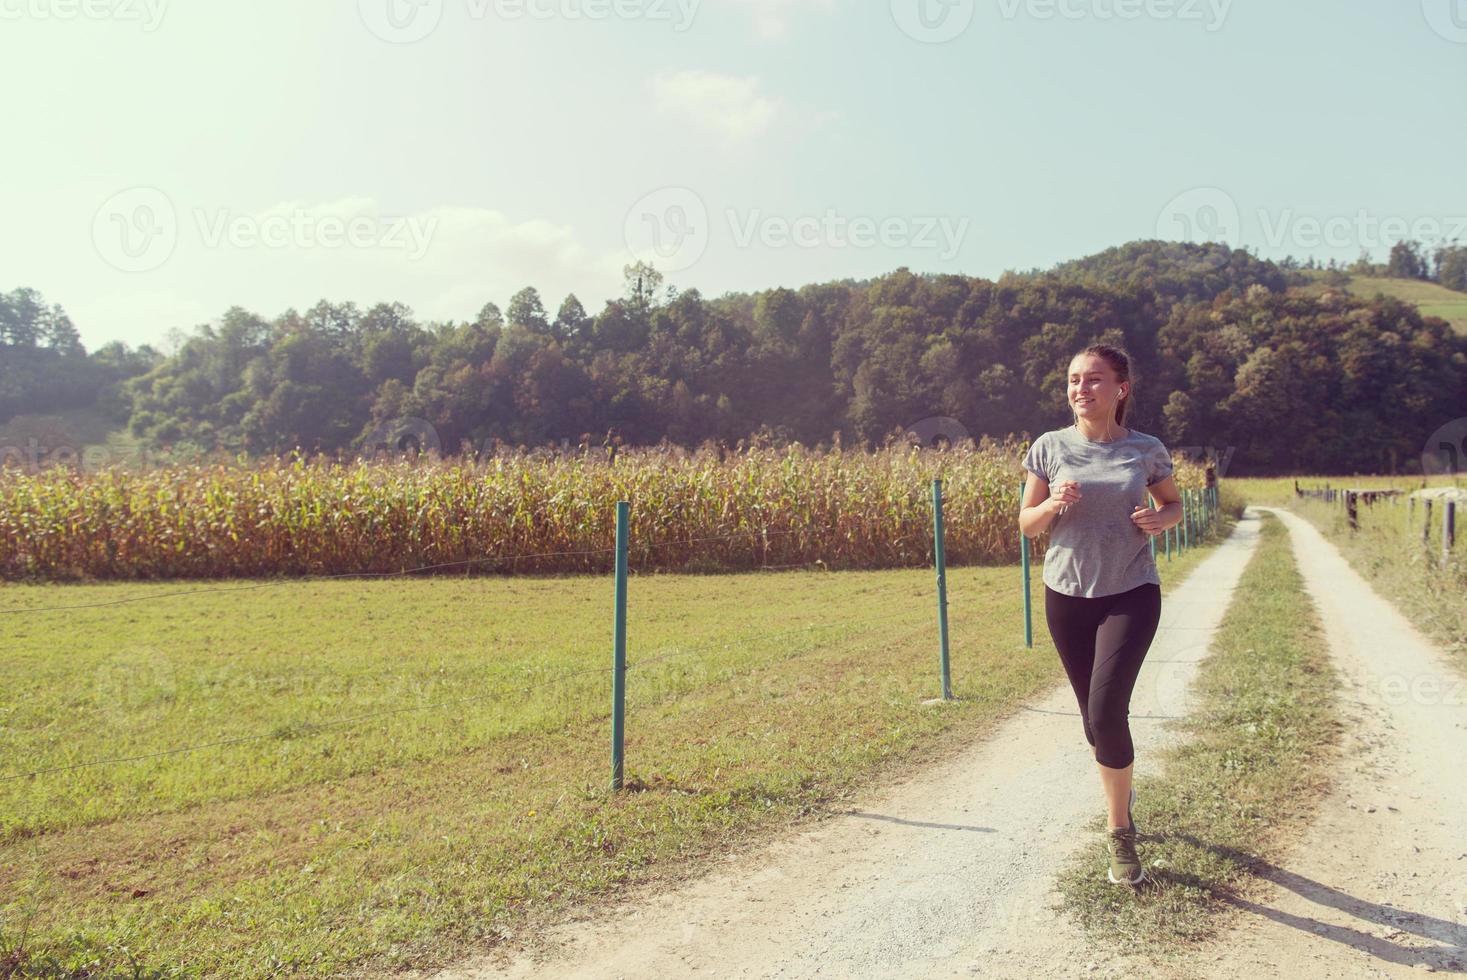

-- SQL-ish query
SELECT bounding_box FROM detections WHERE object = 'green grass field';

[0,513,1243,979]
[1346,276,1467,335]
[1293,272,1467,335]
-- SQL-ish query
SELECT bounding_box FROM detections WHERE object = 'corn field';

[0,439,1202,582]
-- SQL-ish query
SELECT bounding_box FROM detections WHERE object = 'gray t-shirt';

[1022,425,1174,598]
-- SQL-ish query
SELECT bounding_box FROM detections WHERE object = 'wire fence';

[0,480,1221,792]
[0,471,1238,980]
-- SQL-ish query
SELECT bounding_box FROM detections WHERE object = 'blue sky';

[3,0,1464,350]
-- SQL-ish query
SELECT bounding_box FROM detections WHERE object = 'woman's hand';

[1048,480,1081,513]
[1131,504,1164,536]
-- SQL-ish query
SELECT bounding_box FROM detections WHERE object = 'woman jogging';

[1018,344,1182,886]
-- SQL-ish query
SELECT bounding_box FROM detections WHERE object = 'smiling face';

[1068,353,1127,420]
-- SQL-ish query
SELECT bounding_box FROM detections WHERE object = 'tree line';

[2,240,1465,475]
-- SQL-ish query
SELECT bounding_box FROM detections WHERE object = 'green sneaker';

[1107,827,1145,885]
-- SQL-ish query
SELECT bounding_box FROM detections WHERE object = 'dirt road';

[1177,506,1467,977]
[430,512,1264,980]
[429,505,1467,978]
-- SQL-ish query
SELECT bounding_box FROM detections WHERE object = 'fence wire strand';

[0,513,1036,782]
[0,585,955,782]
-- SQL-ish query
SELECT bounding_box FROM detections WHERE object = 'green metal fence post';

[933,479,953,699]
[1182,489,1190,552]
[611,499,629,791]
[1020,480,1033,648]
[1148,488,1157,562]
[1445,500,1456,568]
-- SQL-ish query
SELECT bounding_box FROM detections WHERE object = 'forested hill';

[2,240,1465,476]
[1030,240,1290,307]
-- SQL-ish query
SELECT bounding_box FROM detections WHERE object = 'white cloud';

[401,205,629,321]
[73,289,215,352]
[726,0,837,40]
[649,70,781,148]
[74,201,633,349]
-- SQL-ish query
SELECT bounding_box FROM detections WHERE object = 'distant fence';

[1296,480,1459,566]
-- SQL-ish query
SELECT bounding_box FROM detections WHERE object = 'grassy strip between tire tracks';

[1058,508,1343,953]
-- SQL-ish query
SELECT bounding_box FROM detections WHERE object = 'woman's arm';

[1020,471,1074,538]
[1131,474,1184,536]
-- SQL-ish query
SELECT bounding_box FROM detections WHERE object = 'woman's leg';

[1088,582,1162,828]
[1043,584,1105,753]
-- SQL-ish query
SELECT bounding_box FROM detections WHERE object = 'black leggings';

[1043,582,1162,769]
